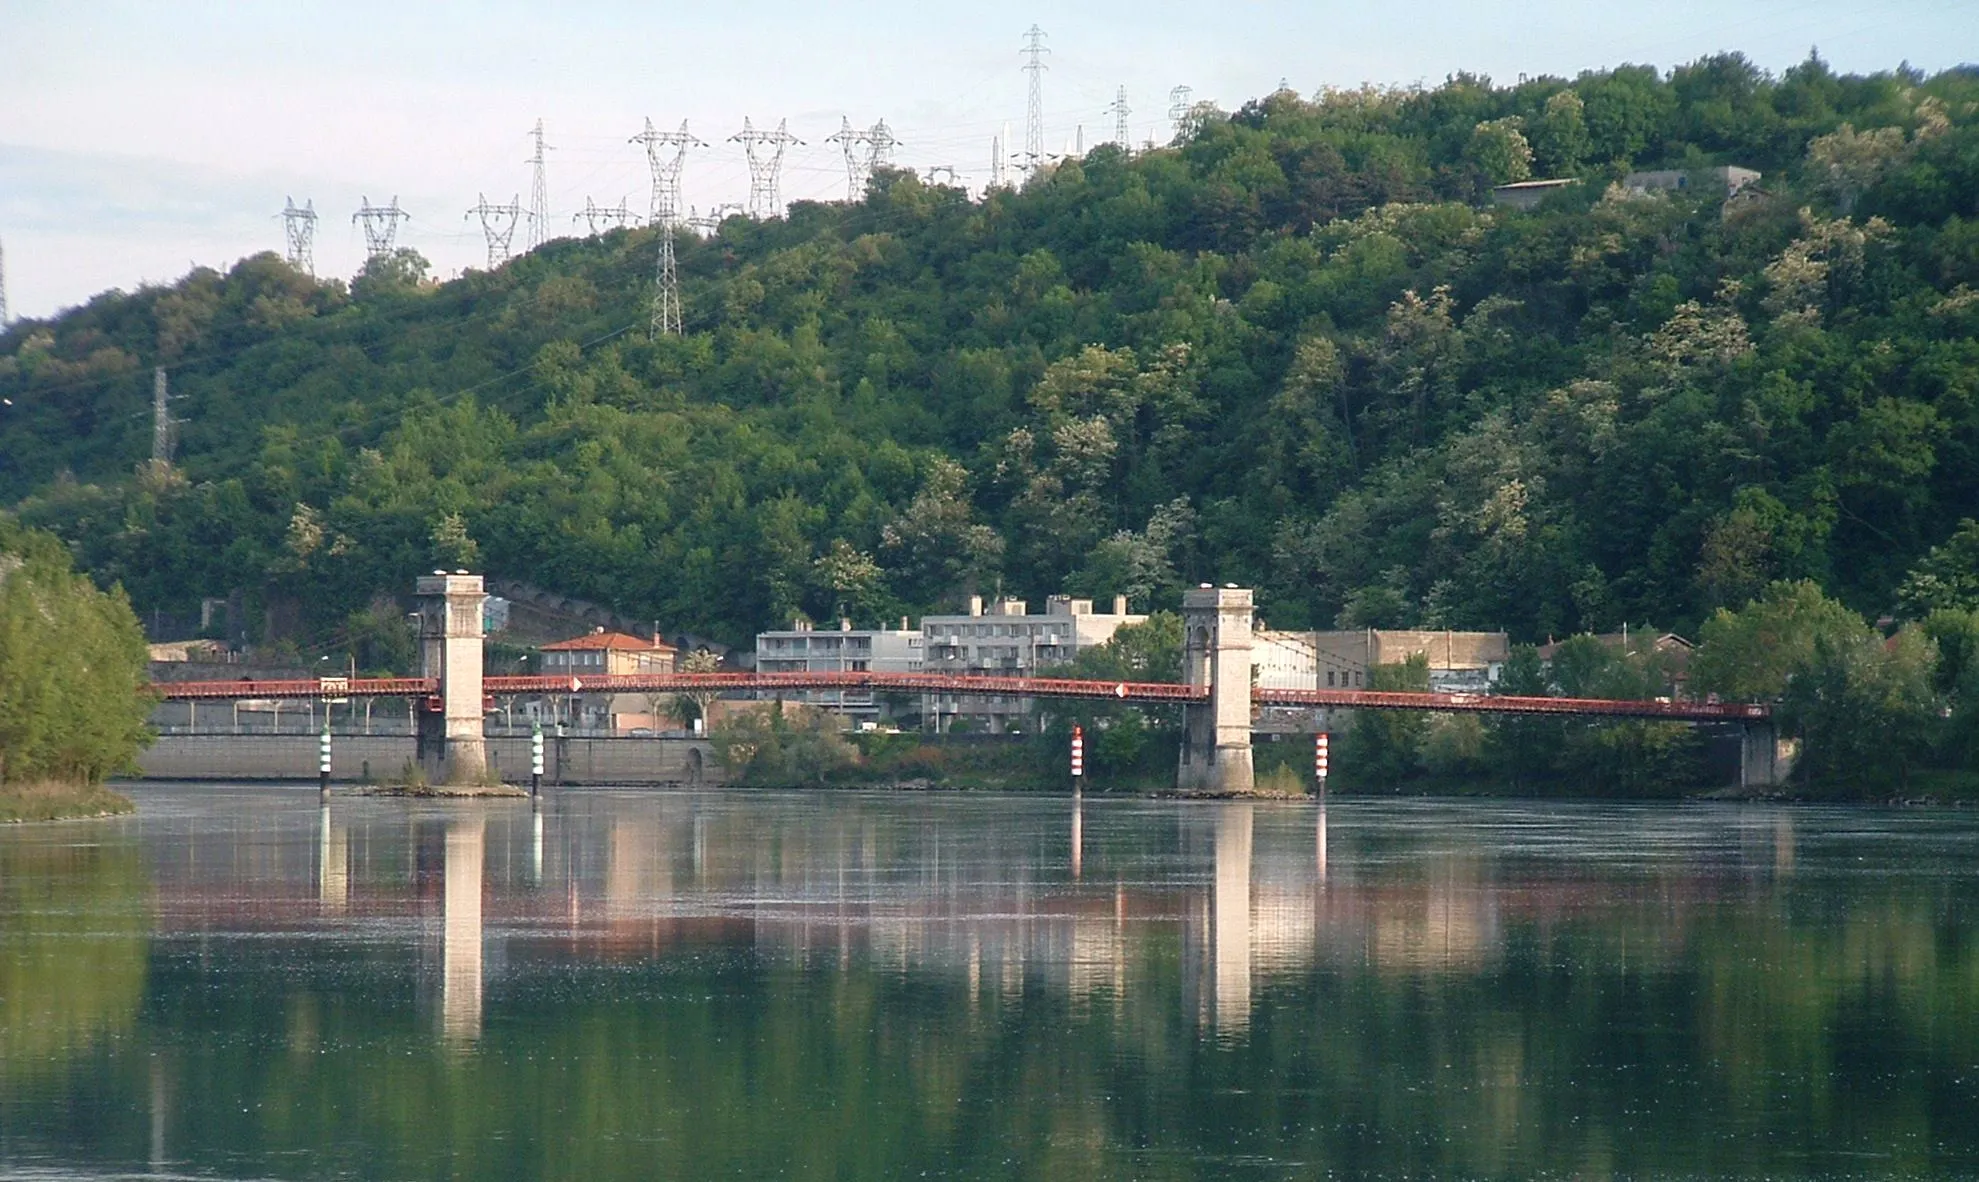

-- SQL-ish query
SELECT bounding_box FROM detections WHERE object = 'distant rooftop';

[540,629,675,653]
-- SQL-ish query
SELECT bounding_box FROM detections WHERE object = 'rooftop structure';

[1489,178,1578,210]
[1623,165,1761,198]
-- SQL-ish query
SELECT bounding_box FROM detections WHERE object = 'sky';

[0,0,1971,320]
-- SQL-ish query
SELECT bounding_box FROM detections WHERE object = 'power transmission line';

[730,118,802,220]
[1110,87,1131,151]
[352,197,409,260]
[1021,25,1048,179]
[465,193,524,268]
[279,198,318,275]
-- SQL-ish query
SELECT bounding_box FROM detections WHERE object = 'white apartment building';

[921,595,1146,733]
[754,620,924,726]
[1253,629,1510,693]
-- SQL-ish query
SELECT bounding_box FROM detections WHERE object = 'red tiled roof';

[541,631,676,653]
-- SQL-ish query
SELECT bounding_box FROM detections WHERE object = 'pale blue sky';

[1,1,1970,319]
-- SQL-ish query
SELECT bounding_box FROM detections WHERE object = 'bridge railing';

[1253,687,1769,721]
[150,670,1768,721]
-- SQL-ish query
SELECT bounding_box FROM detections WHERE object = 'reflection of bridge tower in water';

[1178,586,1255,794]
[442,819,485,1044]
[1211,801,1254,1033]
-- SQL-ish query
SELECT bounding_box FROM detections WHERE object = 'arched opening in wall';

[686,747,704,787]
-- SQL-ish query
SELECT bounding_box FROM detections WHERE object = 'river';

[1,784,1975,1179]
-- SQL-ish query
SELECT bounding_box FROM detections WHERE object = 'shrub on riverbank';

[0,780,134,823]
[711,702,858,787]
[0,517,154,804]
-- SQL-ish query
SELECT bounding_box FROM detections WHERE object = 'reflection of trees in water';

[15,798,1979,1177]
[98,891,1979,1179]
[0,839,149,1083]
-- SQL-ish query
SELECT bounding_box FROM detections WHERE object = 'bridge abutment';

[1740,721,1782,790]
[415,573,488,786]
[1178,586,1255,795]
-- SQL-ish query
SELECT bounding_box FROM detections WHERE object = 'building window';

[1327,671,1335,687]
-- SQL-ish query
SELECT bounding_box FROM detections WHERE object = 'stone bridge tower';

[1178,585,1254,795]
[415,573,488,785]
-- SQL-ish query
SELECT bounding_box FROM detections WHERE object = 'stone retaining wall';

[135,734,720,786]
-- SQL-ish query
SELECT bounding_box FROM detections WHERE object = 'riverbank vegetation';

[0,518,149,818]
[718,596,1979,801]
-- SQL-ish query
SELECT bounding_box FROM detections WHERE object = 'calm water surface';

[2,784,1976,1179]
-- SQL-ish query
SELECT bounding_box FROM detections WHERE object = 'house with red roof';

[538,628,678,733]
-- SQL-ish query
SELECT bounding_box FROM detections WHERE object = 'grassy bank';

[0,781,136,823]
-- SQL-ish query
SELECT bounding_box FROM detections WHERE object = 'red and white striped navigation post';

[1071,725,1085,785]
[1314,731,1330,795]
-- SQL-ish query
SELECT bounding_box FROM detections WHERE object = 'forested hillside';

[5,53,1978,657]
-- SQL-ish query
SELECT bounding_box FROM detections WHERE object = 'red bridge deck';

[152,671,1768,722]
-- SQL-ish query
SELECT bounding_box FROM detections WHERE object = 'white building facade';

[754,621,924,726]
[921,595,1146,734]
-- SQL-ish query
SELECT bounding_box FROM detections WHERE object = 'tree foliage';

[0,518,153,784]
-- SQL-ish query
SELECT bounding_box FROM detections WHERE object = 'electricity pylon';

[688,203,746,236]
[865,119,897,171]
[0,237,9,325]
[1110,87,1131,151]
[630,118,704,226]
[1021,25,1048,179]
[525,119,553,250]
[1168,85,1194,140]
[574,198,638,236]
[731,118,802,220]
[465,193,524,268]
[828,117,861,201]
[632,119,706,338]
[151,366,176,467]
[352,197,409,259]
[281,198,318,275]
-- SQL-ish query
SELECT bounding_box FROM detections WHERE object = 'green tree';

[1692,581,1868,702]
[0,519,154,784]
[1781,626,1940,794]
[1898,520,1979,616]
[673,647,724,731]
[1466,118,1534,186]
[1045,613,1186,785]
[1530,90,1591,175]
[710,702,856,787]
[1340,653,1430,789]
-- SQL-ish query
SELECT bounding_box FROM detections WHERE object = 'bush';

[711,704,857,787]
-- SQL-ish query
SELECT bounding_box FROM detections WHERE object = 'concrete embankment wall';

[136,735,721,786]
